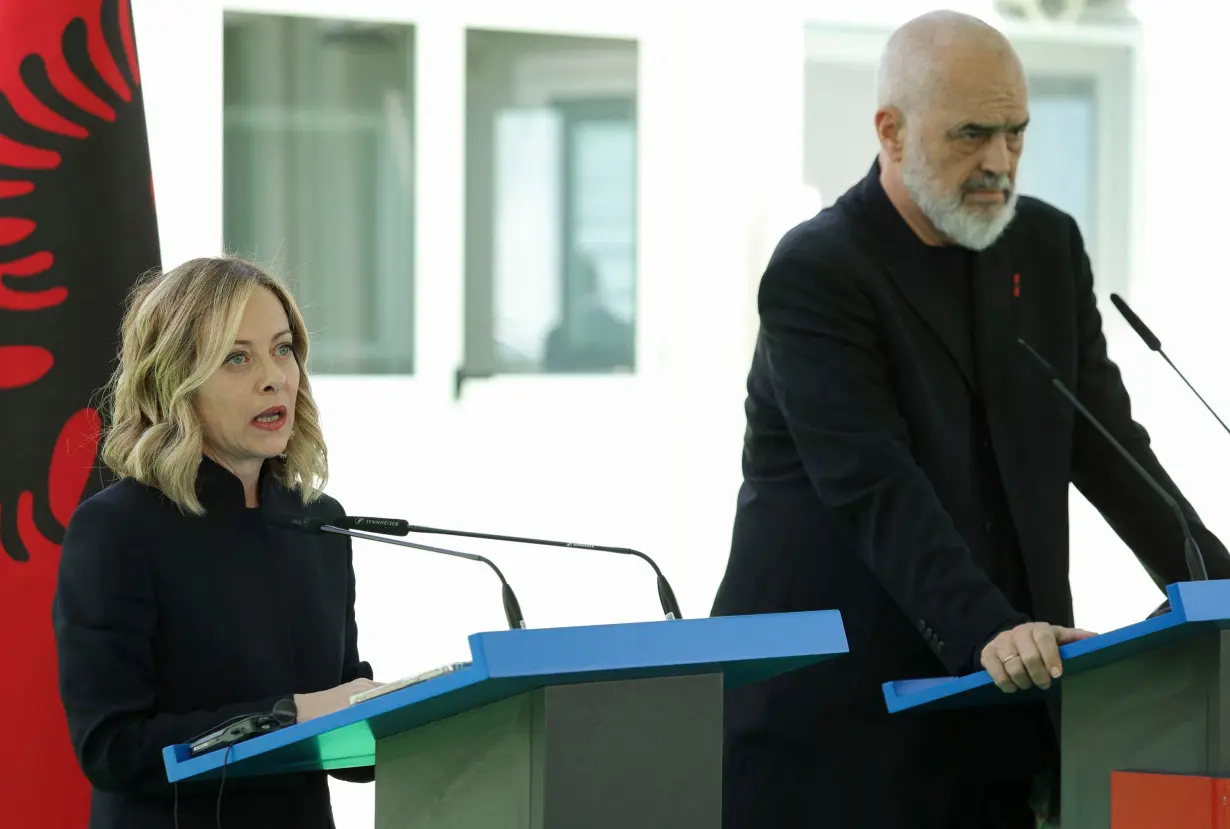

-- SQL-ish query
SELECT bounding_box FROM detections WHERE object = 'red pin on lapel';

[1013,273,1021,298]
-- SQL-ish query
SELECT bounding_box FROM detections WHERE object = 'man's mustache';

[963,173,1012,194]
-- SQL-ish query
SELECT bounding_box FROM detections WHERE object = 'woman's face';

[195,287,300,477]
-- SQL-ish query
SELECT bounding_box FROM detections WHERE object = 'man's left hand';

[981,622,1097,693]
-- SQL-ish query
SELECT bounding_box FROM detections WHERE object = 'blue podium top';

[164,609,847,783]
[882,579,1230,714]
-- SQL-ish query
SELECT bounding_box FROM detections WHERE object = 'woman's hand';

[293,678,382,722]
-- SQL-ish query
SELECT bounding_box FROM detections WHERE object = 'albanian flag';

[0,0,160,822]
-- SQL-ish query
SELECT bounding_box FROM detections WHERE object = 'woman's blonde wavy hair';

[100,256,328,514]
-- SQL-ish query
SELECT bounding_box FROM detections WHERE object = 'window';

[802,59,880,207]
[1015,76,1097,245]
[464,31,638,377]
[223,14,416,375]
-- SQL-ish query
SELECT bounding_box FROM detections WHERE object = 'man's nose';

[982,134,1011,176]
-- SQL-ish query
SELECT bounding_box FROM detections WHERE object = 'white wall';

[1115,1,1230,588]
[127,1,1222,827]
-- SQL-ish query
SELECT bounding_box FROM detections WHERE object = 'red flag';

[0,0,159,823]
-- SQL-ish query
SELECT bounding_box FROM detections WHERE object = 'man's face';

[900,56,1029,250]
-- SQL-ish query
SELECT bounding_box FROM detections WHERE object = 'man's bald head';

[873,11,1029,250]
[877,10,1021,119]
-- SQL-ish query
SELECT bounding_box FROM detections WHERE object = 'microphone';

[268,514,527,630]
[299,515,411,536]
[333,517,683,621]
[1016,338,1209,582]
[1110,293,1230,439]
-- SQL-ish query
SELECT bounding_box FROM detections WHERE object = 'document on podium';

[349,661,472,705]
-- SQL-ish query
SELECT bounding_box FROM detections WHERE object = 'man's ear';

[875,107,906,163]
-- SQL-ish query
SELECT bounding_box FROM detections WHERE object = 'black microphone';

[268,514,527,629]
[334,517,683,621]
[335,515,411,535]
[1110,292,1230,439]
[1016,338,1209,582]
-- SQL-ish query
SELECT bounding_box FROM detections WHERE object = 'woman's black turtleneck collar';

[196,454,292,511]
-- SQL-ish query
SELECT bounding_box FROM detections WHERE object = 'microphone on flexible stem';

[1110,292,1230,439]
[324,515,683,621]
[1016,338,1209,582]
[269,514,527,630]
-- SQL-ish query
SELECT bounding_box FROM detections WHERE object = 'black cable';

[216,744,233,829]
[176,703,291,826]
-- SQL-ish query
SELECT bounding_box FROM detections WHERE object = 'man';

[711,10,1230,829]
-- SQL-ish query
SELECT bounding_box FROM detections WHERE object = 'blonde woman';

[52,257,379,829]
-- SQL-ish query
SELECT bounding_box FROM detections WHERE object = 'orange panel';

[1110,771,1230,829]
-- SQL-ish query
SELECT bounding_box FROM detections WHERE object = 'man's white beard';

[900,135,1018,251]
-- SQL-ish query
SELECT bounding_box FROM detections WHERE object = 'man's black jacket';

[711,160,1229,827]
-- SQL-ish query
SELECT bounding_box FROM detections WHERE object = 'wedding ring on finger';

[1002,654,1021,665]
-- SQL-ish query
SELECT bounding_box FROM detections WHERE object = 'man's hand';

[980,622,1097,693]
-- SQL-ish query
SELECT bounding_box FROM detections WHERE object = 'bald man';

[711,10,1230,829]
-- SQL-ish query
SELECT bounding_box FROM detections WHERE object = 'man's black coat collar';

[843,158,1017,399]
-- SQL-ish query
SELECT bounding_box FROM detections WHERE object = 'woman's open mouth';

[252,405,288,431]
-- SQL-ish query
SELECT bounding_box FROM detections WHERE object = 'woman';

[52,257,380,828]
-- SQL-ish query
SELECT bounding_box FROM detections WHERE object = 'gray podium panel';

[374,672,722,829]
[1061,629,1230,828]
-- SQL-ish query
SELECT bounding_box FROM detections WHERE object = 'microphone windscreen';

[1110,293,1162,351]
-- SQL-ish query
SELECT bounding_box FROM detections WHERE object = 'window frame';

[461,31,643,388]
[221,12,419,376]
